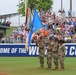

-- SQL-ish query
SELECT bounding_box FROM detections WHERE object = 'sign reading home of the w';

[0,43,76,57]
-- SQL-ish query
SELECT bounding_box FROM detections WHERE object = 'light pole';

[61,0,63,11]
[18,0,20,26]
[70,0,72,10]
[25,0,28,24]
[70,0,72,17]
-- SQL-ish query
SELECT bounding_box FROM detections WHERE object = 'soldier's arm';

[62,46,66,55]
[52,42,55,49]
[36,38,39,46]
[57,44,59,50]
[43,40,48,44]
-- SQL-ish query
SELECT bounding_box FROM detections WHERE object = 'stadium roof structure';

[0,13,19,19]
[0,13,19,37]
[0,13,19,29]
[0,25,10,29]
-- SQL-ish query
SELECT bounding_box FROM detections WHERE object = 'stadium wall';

[0,43,76,57]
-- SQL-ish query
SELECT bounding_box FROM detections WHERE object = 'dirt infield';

[0,73,7,75]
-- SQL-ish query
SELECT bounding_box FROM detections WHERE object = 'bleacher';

[0,13,19,39]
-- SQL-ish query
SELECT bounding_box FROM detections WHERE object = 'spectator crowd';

[1,10,76,43]
[31,10,76,43]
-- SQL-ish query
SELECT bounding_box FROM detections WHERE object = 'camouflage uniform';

[38,37,45,68]
[52,42,59,69]
[46,41,54,69]
[58,43,66,70]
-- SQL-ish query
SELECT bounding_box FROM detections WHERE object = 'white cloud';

[53,0,76,12]
[0,0,18,15]
[0,0,76,26]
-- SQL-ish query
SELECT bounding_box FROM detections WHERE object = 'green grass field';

[6,26,18,36]
[0,57,76,75]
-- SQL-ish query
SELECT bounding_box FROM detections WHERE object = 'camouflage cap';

[49,36,52,40]
[55,38,59,41]
[59,40,65,43]
[39,36,43,40]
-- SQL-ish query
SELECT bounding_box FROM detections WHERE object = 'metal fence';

[55,11,76,17]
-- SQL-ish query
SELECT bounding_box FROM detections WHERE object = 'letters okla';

[0,46,76,56]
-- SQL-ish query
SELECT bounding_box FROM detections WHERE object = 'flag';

[27,7,31,29]
[27,9,42,46]
[28,30,33,46]
[25,8,32,50]
[32,9,42,33]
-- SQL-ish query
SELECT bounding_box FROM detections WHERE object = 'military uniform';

[37,37,45,68]
[58,40,66,70]
[52,42,59,69]
[46,40,54,69]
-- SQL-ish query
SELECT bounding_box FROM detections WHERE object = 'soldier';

[46,36,54,69]
[52,38,59,70]
[58,40,66,70]
[37,36,45,69]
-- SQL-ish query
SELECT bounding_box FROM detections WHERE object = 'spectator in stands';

[68,9,72,17]
[2,21,6,25]
[2,9,76,43]
[1,36,6,43]
[6,36,10,43]
[6,21,11,27]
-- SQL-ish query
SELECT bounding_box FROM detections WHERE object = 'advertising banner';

[0,43,76,57]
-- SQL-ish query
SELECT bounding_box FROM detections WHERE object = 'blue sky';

[0,0,76,26]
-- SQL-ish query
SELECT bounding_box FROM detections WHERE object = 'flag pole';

[24,0,29,51]
[24,0,28,25]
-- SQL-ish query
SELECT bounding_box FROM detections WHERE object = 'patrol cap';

[49,36,52,40]
[59,40,65,43]
[55,38,59,41]
[39,36,43,40]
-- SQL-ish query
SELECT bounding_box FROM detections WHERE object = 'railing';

[55,11,76,18]
[65,11,76,17]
